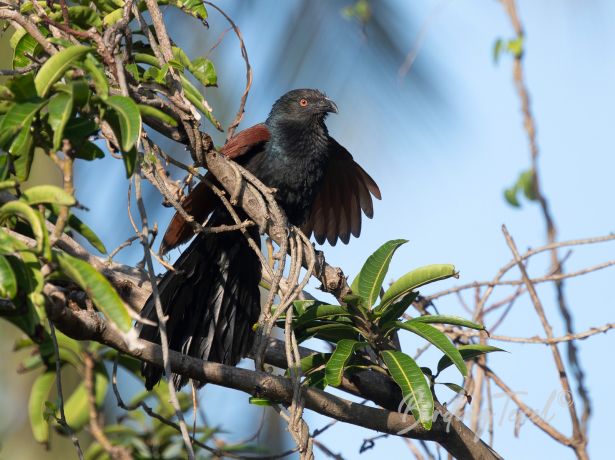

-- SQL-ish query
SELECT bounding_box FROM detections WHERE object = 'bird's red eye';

[299,98,309,107]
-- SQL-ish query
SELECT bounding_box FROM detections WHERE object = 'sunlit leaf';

[352,239,407,308]
[0,254,18,299]
[54,252,131,331]
[379,264,457,309]
[104,95,142,152]
[22,185,75,207]
[28,371,56,444]
[62,365,108,430]
[48,91,74,152]
[381,350,434,430]
[325,339,364,387]
[0,201,48,256]
[138,104,178,127]
[396,321,467,377]
[190,57,217,87]
[35,45,92,97]
[406,315,484,331]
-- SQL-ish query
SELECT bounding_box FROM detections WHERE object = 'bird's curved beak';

[322,98,338,114]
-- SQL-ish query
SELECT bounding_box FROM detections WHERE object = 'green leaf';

[103,8,124,26]
[381,350,434,430]
[50,6,102,30]
[325,339,363,387]
[21,185,75,207]
[377,292,419,327]
[352,239,407,308]
[35,45,92,97]
[189,57,217,87]
[294,302,350,328]
[0,254,18,299]
[63,365,108,430]
[519,169,537,201]
[104,95,142,152]
[11,27,42,69]
[493,38,504,64]
[504,186,520,207]
[73,141,105,161]
[0,101,45,148]
[297,323,360,344]
[406,315,485,331]
[67,214,107,254]
[396,321,467,377]
[83,55,109,99]
[6,73,37,102]
[0,180,16,191]
[248,397,275,406]
[436,344,505,375]
[439,382,467,396]
[54,252,131,331]
[8,120,35,181]
[28,371,56,444]
[138,104,178,127]
[379,264,457,309]
[0,201,48,256]
[48,91,74,152]
[507,37,524,58]
[170,0,208,20]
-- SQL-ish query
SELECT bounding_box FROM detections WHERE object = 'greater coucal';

[139,89,381,389]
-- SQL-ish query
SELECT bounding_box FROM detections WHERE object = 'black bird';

[139,89,381,389]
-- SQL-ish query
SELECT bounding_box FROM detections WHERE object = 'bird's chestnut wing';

[160,124,271,254]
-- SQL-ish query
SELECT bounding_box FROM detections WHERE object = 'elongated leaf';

[407,315,484,331]
[378,292,419,327]
[11,27,42,69]
[62,366,108,430]
[54,252,131,331]
[6,73,37,103]
[22,185,75,207]
[0,180,16,191]
[325,339,363,387]
[28,371,56,444]
[189,57,217,87]
[0,254,18,299]
[295,302,350,328]
[83,55,109,99]
[138,104,178,127]
[67,214,107,254]
[9,118,35,181]
[0,201,47,256]
[35,46,92,97]
[0,101,45,148]
[436,344,505,375]
[293,352,329,375]
[380,264,457,308]
[352,239,407,308]
[48,91,74,151]
[297,323,360,343]
[396,321,467,377]
[73,140,105,161]
[381,350,434,430]
[104,95,142,151]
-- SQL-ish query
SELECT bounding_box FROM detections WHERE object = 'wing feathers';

[306,140,380,246]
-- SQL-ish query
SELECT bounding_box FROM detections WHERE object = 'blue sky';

[71,1,615,458]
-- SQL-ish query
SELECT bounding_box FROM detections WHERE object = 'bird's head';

[267,89,338,126]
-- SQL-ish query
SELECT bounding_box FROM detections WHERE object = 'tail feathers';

[138,217,261,390]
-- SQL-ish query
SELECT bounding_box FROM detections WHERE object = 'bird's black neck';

[251,118,331,225]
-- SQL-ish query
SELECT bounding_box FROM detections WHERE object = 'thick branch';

[44,292,500,460]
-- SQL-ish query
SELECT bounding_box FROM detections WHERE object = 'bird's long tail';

[138,210,261,390]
